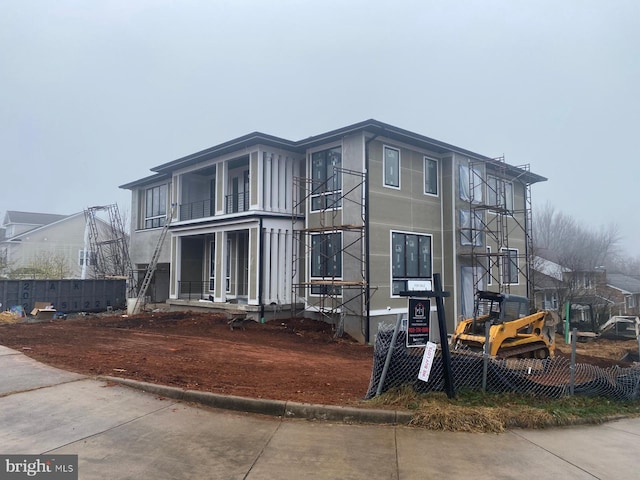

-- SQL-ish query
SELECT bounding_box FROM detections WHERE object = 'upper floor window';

[391,231,432,295]
[459,210,484,246]
[501,248,519,285]
[459,163,483,203]
[311,147,342,211]
[543,292,558,310]
[424,157,438,195]
[145,184,167,229]
[383,146,400,188]
[571,272,593,289]
[487,175,514,211]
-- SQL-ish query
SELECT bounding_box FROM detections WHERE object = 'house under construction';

[120,120,546,343]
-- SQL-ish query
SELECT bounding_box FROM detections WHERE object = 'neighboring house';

[606,273,640,316]
[121,119,546,343]
[533,254,640,321]
[0,210,115,279]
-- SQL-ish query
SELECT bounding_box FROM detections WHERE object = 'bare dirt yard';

[1,311,638,407]
[0,311,374,406]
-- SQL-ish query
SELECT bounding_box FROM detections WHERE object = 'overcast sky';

[1,0,638,255]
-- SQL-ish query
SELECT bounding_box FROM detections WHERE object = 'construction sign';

[407,298,430,347]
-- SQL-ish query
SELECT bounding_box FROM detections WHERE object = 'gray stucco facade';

[121,120,546,343]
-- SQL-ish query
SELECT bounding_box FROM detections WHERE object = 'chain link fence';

[366,325,640,401]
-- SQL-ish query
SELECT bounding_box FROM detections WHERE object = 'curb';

[99,376,413,425]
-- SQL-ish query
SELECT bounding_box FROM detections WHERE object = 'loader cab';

[475,291,529,325]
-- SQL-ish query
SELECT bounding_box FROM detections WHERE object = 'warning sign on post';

[407,298,430,347]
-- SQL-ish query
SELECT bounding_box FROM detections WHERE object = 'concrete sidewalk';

[1,346,639,479]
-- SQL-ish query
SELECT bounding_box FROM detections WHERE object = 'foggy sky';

[1,0,639,255]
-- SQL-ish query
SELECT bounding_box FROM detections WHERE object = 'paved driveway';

[1,346,639,479]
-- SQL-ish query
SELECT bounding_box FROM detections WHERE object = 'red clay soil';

[0,312,374,406]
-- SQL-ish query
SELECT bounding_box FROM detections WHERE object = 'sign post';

[400,273,455,399]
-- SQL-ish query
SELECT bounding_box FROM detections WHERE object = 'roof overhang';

[123,119,547,186]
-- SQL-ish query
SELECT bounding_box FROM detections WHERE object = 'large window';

[383,146,400,188]
[311,147,342,211]
[311,232,342,294]
[144,184,167,229]
[487,175,514,211]
[391,232,432,295]
[459,210,484,246]
[424,157,438,195]
[209,240,216,291]
[627,295,636,309]
[459,163,483,203]
[501,248,519,284]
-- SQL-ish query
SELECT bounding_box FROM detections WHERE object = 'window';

[501,248,519,284]
[311,147,342,211]
[487,175,513,211]
[383,146,400,188]
[311,232,342,294]
[543,292,558,310]
[486,246,492,286]
[459,163,483,203]
[391,232,432,295]
[226,237,232,293]
[571,273,592,289]
[459,210,484,246]
[209,240,216,291]
[424,157,438,195]
[144,184,167,228]
[628,295,636,309]
[78,250,96,266]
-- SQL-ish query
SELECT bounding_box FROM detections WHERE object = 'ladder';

[131,205,175,315]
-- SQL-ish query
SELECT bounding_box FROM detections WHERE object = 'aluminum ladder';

[131,206,174,314]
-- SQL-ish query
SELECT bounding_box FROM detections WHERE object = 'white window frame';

[459,210,484,247]
[501,248,519,285]
[309,232,343,296]
[78,250,96,266]
[390,230,433,298]
[486,246,492,286]
[543,292,558,310]
[208,240,216,292]
[383,145,401,189]
[423,156,438,196]
[459,163,483,203]
[310,146,342,212]
[226,237,232,293]
[143,184,168,229]
[487,174,514,212]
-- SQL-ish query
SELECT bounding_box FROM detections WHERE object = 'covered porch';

[167,218,301,320]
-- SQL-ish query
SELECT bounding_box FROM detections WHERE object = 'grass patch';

[366,386,640,433]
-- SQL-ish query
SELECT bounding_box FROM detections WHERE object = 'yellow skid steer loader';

[452,291,557,358]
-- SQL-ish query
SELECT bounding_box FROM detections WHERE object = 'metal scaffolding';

[84,204,133,292]
[291,166,370,336]
[462,158,534,299]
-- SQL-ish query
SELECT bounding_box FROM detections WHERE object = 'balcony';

[226,191,249,214]
[179,199,214,221]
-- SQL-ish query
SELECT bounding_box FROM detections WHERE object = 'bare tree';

[9,251,72,279]
[0,247,12,278]
[533,203,624,329]
[533,202,620,271]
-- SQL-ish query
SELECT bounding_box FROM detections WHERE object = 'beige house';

[0,210,115,279]
[121,120,546,343]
